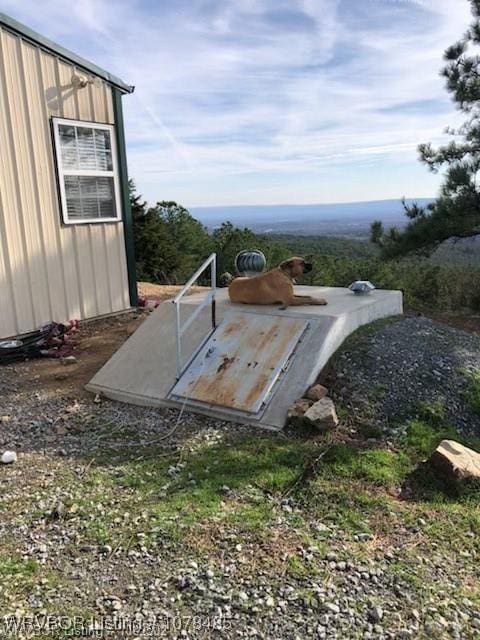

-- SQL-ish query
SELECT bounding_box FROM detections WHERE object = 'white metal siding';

[0,26,130,338]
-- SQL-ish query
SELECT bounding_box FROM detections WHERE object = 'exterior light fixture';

[71,73,101,89]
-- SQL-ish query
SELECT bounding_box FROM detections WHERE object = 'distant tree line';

[130,181,288,284]
[130,181,480,313]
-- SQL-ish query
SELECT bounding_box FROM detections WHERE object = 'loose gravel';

[332,316,480,437]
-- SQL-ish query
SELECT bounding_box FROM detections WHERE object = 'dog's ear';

[279,259,294,271]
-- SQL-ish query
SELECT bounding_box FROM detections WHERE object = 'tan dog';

[228,257,327,308]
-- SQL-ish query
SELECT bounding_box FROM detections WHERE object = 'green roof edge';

[0,12,134,94]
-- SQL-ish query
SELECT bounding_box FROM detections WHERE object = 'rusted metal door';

[170,311,309,414]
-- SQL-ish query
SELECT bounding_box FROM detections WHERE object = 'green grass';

[38,437,318,549]
[415,398,446,426]
[287,554,315,579]
[3,395,479,607]
[407,396,480,454]
[387,558,426,590]
[1,419,479,628]
[130,437,313,535]
[2,317,480,630]
[0,555,39,578]
[405,418,458,458]
[321,444,411,486]
[357,423,384,439]
[0,552,55,617]
[464,368,480,415]
[42,414,478,553]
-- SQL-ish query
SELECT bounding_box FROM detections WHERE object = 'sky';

[0,0,473,207]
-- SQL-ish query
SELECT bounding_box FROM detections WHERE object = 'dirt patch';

[138,281,206,301]
[6,283,210,402]
[9,313,136,401]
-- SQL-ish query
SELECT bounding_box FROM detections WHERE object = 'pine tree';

[371,0,480,257]
[129,182,213,283]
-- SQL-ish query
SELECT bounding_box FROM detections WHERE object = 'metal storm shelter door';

[170,311,309,415]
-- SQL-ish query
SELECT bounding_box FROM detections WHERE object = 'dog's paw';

[316,298,328,305]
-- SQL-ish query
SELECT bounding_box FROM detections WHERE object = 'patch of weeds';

[297,587,322,609]
[419,504,480,547]
[222,502,274,532]
[37,467,152,549]
[387,559,425,590]
[286,554,311,579]
[405,419,458,459]
[301,476,387,535]
[82,518,112,545]
[0,552,52,612]
[415,398,446,426]
[405,418,480,459]
[358,423,384,439]
[335,404,350,423]
[0,555,39,579]
[368,384,387,402]
[464,368,480,415]
[311,489,373,532]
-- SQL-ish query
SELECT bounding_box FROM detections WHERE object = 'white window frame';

[52,117,122,225]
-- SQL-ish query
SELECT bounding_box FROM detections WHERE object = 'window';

[52,118,122,224]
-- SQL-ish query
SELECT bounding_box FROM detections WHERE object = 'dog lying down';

[228,257,327,309]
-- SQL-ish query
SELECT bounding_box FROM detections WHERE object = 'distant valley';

[191,198,434,238]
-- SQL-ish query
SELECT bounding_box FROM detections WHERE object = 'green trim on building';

[112,87,138,307]
[0,12,133,94]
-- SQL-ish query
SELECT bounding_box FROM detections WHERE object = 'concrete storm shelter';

[88,278,403,430]
[0,13,136,340]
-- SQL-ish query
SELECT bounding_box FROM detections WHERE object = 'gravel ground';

[331,316,480,437]
[0,315,479,639]
[0,371,233,458]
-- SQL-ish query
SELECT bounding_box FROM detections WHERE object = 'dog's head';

[279,257,313,278]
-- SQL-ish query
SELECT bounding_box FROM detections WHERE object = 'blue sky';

[0,0,472,206]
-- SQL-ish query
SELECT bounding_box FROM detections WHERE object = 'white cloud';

[0,0,473,205]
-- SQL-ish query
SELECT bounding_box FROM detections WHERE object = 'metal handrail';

[172,253,217,380]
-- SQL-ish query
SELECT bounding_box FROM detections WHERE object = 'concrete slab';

[86,286,402,430]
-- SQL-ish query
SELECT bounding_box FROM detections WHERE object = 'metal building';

[0,13,136,340]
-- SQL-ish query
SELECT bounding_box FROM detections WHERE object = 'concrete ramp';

[86,286,402,430]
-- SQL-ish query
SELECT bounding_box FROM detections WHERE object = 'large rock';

[305,383,328,401]
[430,440,480,481]
[304,397,339,431]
